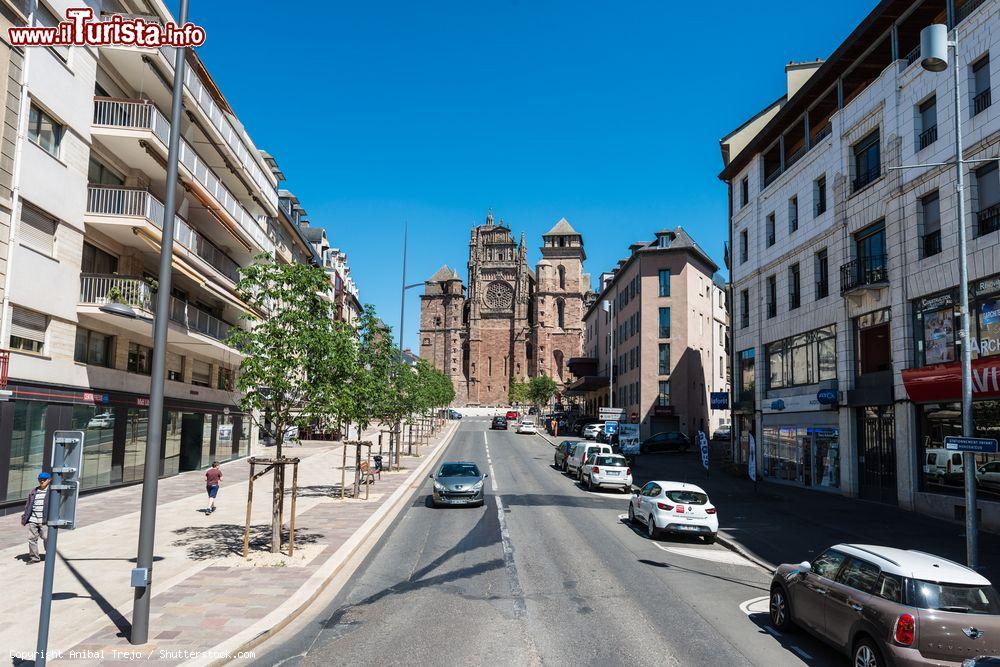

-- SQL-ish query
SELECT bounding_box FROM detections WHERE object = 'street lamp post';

[396,222,423,464]
[130,0,190,644]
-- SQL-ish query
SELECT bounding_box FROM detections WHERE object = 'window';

[815,249,829,299]
[658,307,670,338]
[82,242,118,274]
[10,306,47,354]
[921,191,942,257]
[739,229,748,263]
[218,366,234,391]
[18,202,57,256]
[88,157,124,186]
[658,343,670,375]
[74,327,113,367]
[128,342,152,375]
[814,175,827,216]
[740,289,749,329]
[719,356,724,378]
[811,548,848,579]
[766,212,775,247]
[852,130,881,192]
[558,265,566,289]
[855,308,892,375]
[973,55,991,116]
[977,162,1000,235]
[789,263,801,310]
[658,269,670,297]
[658,380,670,406]
[6,401,47,501]
[34,3,69,60]
[557,299,565,329]
[27,104,62,156]
[837,558,881,594]
[788,196,798,233]
[918,96,938,150]
[855,222,888,285]
[740,176,749,208]
[765,325,837,389]
[192,359,211,387]
[913,293,957,366]
[738,348,755,401]
[766,275,776,319]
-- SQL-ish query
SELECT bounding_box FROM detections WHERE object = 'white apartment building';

[720,0,1000,527]
[0,0,320,512]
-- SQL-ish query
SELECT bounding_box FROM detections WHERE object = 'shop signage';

[762,392,835,413]
[902,357,1000,402]
[653,405,675,417]
[136,397,150,407]
[710,392,729,410]
[817,388,838,405]
[944,436,999,454]
[973,274,1000,298]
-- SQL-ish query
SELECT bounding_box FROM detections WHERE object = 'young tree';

[228,254,344,553]
[528,374,559,413]
[508,379,530,407]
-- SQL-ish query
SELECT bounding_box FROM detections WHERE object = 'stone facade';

[419,212,589,406]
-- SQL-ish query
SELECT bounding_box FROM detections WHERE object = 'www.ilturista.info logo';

[8,7,205,49]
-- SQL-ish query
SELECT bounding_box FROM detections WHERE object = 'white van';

[924,447,963,485]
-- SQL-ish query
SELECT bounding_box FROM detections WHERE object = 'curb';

[193,421,460,667]
[537,431,559,447]
[715,532,776,573]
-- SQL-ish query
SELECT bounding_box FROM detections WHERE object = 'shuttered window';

[19,203,56,255]
[192,359,211,387]
[10,306,46,354]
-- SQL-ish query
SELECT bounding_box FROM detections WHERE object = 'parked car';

[924,448,964,485]
[491,416,507,430]
[582,453,632,492]
[448,409,463,420]
[505,410,520,423]
[87,411,115,429]
[712,425,732,441]
[570,417,600,436]
[628,481,718,542]
[769,544,1000,667]
[429,461,487,507]
[515,419,537,434]
[980,461,1000,492]
[566,442,612,477]
[554,441,581,471]
[640,431,690,454]
[582,422,605,440]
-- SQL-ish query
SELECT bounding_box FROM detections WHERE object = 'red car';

[505,410,520,423]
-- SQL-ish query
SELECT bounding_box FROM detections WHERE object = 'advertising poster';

[619,423,640,456]
[924,307,955,364]
[698,431,709,470]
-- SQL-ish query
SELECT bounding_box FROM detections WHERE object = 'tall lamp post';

[396,222,423,462]
[130,0,190,644]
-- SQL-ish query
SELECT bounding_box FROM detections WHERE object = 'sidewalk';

[2,421,456,666]
[631,451,1000,583]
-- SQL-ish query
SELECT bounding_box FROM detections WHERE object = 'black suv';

[639,431,690,454]
[491,416,507,430]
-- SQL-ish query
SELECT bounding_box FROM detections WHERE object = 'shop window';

[217,415,235,461]
[761,425,840,489]
[918,401,1000,499]
[975,289,1000,358]
[6,401,47,501]
[913,292,957,366]
[72,405,115,490]
[123,408,148,483]
[74,327,114,367]
[855,308,892,375]
[163,411,181,477]
[765,325,837,389]
[27,102,63,155]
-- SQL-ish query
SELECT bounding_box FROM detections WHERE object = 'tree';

[228,254,347,553]
[527,374,558,412]
[508,379,530,406]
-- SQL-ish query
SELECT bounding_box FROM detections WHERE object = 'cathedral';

[419,211,590,406]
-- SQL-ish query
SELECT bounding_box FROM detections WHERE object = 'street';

[253,417,842,666]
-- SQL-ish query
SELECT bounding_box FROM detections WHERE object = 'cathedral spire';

[485,208,494,227]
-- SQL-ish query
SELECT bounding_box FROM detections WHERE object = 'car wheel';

[852,638,883,667]
[769,585,793,632]
[704,533,716,544]
[628,504,636,524]
[646,515,658,539]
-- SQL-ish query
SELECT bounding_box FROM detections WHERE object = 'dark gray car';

[430,461,487,507]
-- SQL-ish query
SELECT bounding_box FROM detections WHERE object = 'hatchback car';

[554,441,581,471]
[566,442,612,477]
[582,454,632,492]
[491,416,507,430]
[505,410,520,423]
[769,544,1000,667]
[628,481,718,542]
[582,422,605,440]
[640,431,691,454]
[429,462,488,507]
[515,419,537,434]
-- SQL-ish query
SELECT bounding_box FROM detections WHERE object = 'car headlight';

[433,481,447,492]
[472,479,484,490]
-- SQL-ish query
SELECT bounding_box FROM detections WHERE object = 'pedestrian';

[20,471,51,563]
[205,461,222,514]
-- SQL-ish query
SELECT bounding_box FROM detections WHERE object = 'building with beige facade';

[568,227,729,440]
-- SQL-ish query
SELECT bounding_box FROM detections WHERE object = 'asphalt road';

[253,418,844,666]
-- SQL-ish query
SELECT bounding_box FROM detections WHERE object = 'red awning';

[901,357,1000,403]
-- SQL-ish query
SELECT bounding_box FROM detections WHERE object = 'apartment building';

[568,228,729,440]
[0,0,320,512]
[720,0,1000,526]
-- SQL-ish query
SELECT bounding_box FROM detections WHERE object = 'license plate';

[606,471,619,476]
[677,525,700,531]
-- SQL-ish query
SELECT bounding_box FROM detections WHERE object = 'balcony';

[918,125,938,150]
[79,275,235,346]
[92,98,274,254]
[979,204,1000,236]
[974,88,992,116]
[840,255,889,294]
[86,186,240,283]
[922,230,942,257]
[957,0,989,24]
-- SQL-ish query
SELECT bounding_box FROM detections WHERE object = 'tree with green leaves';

[228,253,350,553]
[528,374,559,413]
[508,379,530,407]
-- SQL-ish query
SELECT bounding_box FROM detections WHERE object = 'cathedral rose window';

[484,280,514,309]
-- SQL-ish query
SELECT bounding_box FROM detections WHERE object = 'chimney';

[785,59,823,99]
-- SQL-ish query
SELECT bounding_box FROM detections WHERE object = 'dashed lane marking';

[496,495,526,619]
[484,435,497,490]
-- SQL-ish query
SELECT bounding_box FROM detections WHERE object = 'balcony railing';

[905,45,920,66]
[812,123,832,144]
[979,204,1000,236]
[974,88,992,116]
[785,145,807,169]
[80,275,233,343]
[852,165,881,192]
[919,125,938,150]
[92,98,275,254]
[840,255,889,293]
[87,186,240,283]
[922,230,942,257]
[957,0,989,23]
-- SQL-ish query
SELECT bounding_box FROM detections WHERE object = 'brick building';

[419,212,590,406]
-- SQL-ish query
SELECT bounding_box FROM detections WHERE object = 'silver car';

[430,461,488,507]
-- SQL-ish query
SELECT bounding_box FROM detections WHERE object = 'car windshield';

[594,456,625,467]
[908,580,1000,615]
[438,463,481,478]
[665,490,708,505]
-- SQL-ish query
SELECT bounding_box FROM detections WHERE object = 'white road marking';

[655,543,758,567]
[484,436,497,490]
[496,495,526,618]
[790,647,813,660]
[739,596,769,616]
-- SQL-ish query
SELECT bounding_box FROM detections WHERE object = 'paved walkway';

[2,422,455,665]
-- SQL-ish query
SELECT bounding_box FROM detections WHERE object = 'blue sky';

[184,0,874,351]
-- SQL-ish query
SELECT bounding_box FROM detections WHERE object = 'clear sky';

[182,0,874,351]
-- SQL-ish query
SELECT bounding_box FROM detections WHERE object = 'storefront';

[1,381,246,512]
[760,391,840,490]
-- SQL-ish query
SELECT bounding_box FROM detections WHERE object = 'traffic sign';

[599,407,624,420]
[48,430,84,529]
[604,420,619,435]
[945,436,999,453]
